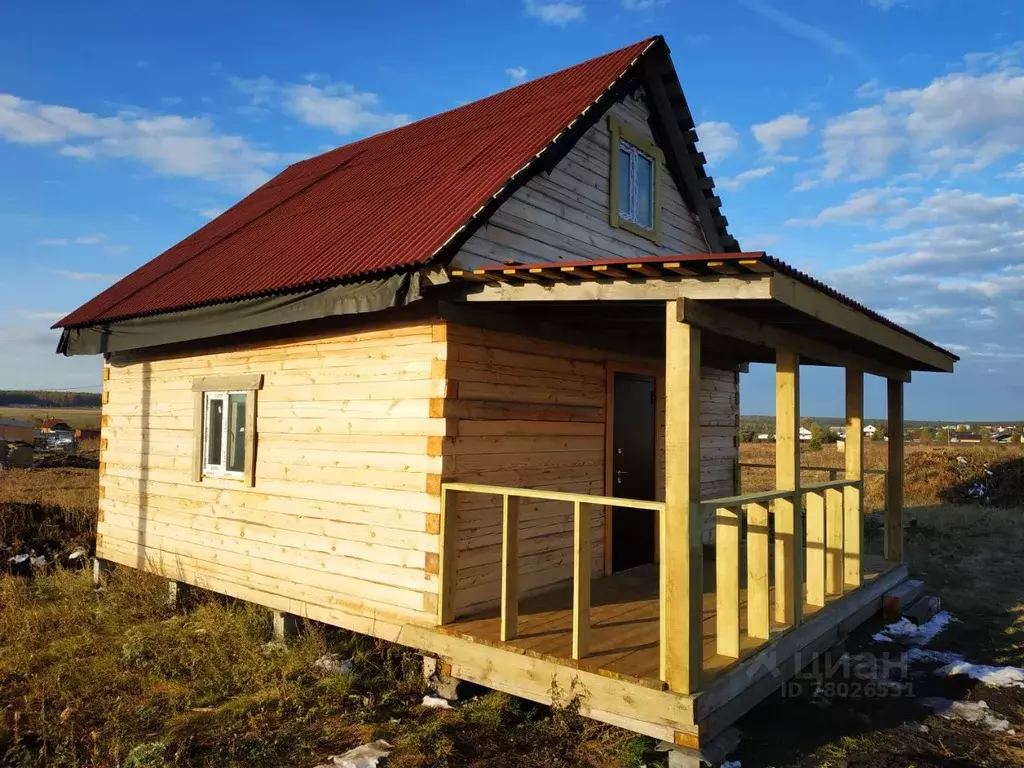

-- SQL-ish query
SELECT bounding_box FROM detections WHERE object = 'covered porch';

[421,253,957,750]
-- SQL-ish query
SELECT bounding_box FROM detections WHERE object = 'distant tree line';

[0,390,101,408]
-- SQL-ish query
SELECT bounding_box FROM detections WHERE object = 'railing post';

[844,370,864,588]
[886,378,905,563]
[775,350,803,627]
[716,506,741,658]
[438,486,458,625]
[500,494,519,641]
[662,301,703,694]
[805,490,826,608]
[746,501,771,641]
[825,487,844,596]
[572,500,590,660]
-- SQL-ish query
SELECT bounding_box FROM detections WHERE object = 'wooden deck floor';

[443,554,892,689]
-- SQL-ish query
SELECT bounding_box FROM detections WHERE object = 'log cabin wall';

[453,90,710,271]
[97,320,449,638]
[443,322,738,618]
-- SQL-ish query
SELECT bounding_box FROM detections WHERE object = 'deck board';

[444,554,890,688]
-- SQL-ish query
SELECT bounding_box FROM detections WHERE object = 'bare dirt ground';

[1,446,1022,767]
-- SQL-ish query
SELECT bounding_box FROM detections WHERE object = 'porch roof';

[449,252,958,376]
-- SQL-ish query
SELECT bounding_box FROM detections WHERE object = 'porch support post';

[774,351,803,626]
[885,379,905,563]
[844,370,865,587]
[662,300,703,695]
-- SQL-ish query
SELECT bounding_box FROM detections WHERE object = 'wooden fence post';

[844,370,864,587]
[775,350,802,627]
[886,379,905,563]
[500,494,520,641]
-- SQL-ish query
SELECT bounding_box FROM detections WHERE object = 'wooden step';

[882,579,925,621]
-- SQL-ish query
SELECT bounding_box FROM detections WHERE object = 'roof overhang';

[448,254,958,376]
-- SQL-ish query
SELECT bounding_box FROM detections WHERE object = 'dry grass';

[0,406,101,430]
[2,451,1023,767]
[740,441,1024,510]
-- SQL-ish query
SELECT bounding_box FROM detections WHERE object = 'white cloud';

[787,187,912,227]
[230,76,410,137]
[505,66,528,82]
[52,269,120,281]
[867,0,914,8]
[752,114,811,153]
[623,0,668,9]
[198,207,224,219]
[886,189,1024,229]
[814,44,1024,182]
[39,234,107,246]
[821,106,905,181]
[0,93,287,190]
[524,0,585,24]
[695,121,740,164]
[739,0,867,69]
[0,321,100,389]
[717,166,776,191]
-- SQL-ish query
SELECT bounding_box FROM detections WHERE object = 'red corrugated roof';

[55,38,659,328]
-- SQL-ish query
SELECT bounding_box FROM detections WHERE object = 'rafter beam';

[459,275,772,303]
[677,299,911,382]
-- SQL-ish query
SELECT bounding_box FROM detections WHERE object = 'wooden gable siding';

[441,323,736,617]
[453,93,708,271]
[96,321,449,635]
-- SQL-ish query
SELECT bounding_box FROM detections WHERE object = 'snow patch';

[905,648,964,665]
[421,694,453,709]
[314,740,393,768]
[873,611,954,645]
[922,698,1014,733]
[935,660,1024,689]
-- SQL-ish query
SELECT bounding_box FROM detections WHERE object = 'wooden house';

[55,37,957,760]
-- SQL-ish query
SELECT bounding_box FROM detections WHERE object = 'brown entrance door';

[611,372,657,572]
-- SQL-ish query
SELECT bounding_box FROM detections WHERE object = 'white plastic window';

[202,391,247,478]
[618,140,655,229]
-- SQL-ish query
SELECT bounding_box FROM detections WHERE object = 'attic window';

[608,115,664,244]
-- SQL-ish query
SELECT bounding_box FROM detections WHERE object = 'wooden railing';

[438,482,665,660]
[739,462,887,505]
[699,477,863,661]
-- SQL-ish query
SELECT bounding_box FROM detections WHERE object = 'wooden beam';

[560,265,599,280]
[825,487,844,596]
[770,273,956,372]
[592,264,633,280]
[677,299,911,382]
[706,261,740,275]
[528,267,568,282]
[746,502,770,641]
[572,500,590,660]
[501,494,520,641]
[628,263,664,278]
[504,268,540,282]
[774,350,803,627]
[805,491,826,608]
[438,487,458,624]
[663,262,699,277]
[450,269,492,282]
[886,379,905,564]
[715,506,741,658]
[738,259,773,274]
[663,301,703,694]
[460,275,772,303]
[844,371,864,588]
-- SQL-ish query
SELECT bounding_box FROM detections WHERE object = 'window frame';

[191,374,263,486]
[608,115,665,244]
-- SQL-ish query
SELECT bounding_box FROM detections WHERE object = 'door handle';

[615,469,629,483]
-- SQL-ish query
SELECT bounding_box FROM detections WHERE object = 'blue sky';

[2,0,1022,419]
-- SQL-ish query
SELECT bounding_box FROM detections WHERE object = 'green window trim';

[608,114,665,245]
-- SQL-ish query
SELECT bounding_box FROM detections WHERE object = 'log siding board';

[98,321,450,629]
[442,321,738,618]
[453,95,708,273]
